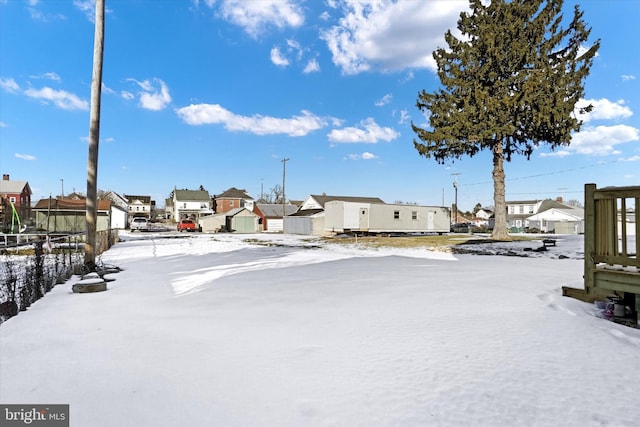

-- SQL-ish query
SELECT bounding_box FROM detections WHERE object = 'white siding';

[325,202,450,233]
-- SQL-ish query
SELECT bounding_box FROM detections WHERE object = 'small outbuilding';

[284,209,326,236]
[254,203,298,232]
[199,207,259,233]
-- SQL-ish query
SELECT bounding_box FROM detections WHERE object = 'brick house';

[0,174,32,231]
[213,187,254,214]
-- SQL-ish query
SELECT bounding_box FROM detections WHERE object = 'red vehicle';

[177,219,199,232]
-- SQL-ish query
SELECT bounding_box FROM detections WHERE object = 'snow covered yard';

[1,232,639,426]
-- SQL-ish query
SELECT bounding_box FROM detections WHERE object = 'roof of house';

[174,189,210,201]
[308,195,385,208]
[215,187,253,200]
[506,199,541,205]
[535,199,585,219]
[289,208,324,217]
[125,195,151,204]
[225,207,258,217]
[33,197,111,211]
[0,179,31,195]
[256,204,298,217]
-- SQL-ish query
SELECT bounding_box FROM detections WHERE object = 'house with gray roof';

[213,187,254,214]
[166,188,213,222]
[254,203,298,232]
[525,200,585,234]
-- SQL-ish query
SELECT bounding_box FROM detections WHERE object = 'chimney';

[2,174,9,181]
[556,196,563,203]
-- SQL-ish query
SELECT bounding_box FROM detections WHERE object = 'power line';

[461,159,618,187]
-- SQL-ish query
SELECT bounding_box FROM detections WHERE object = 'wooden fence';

[563,184,640,323]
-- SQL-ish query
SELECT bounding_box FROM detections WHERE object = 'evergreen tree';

[412,0,599,239]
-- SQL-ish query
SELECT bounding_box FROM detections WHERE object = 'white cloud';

[0,122,6,127]
[27,3,65,22]
[121,91,135,101]
[101,83,116,95]
[15,153,37,161]
[620,155,640,162]
[23,86,89,110]
[127,78,172,111]
[576,98,633,123]
[570,124,640,155]
[0,77,20,93]
[30,72,61,82]
[328,117,399,143]
[73,0,108,22]
[320,0,466,75]
[621,75,636,81]
[303,59,320,74]
[539,150,571,158]
[375,93,392,106]
[211,0,304,38]
[348,151,378,160]
[176,104,327,137]
[398,109,410,125]
[270,47,290,67]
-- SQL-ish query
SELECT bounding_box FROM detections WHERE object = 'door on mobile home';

[359,208,369,231]
[427,211,434,230]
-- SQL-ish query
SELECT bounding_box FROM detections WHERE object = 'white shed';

[284,209,326,236]
[324,201,450,234]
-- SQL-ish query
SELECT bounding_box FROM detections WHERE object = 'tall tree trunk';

[84,0,105,271]
[491,141,509,240]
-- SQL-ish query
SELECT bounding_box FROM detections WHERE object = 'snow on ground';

[1,232,639,427]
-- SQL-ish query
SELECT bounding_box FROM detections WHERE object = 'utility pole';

[60,178,64,198]
[451,173,461,223]
[281,158,289,222]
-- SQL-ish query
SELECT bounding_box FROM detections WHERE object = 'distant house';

[33,197,121,233]
[0,174,32,231]
[124,194,153,221]
[525,201,585,234]
[284,194,385,236]
[199,207,260,233]
[506,198,583,233]
[167,189,213,221]
[475,208,493,221]
[254,203,298,232]
[101,191,129,229]
[214,187,254,214]
[618,208,636,236]
[298,194,385,211]
[506,199,544,231]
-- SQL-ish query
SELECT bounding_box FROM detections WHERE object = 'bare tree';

[84,0,105,271]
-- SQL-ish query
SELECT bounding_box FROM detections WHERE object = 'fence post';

[584,184,596,295]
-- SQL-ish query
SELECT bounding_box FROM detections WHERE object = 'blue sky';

[1,0,638,211]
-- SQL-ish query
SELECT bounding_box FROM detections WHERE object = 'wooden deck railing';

[584,184,640,296]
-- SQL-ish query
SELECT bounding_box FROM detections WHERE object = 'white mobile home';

[324,201,450,234]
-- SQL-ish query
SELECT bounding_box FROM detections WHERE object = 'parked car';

[450,222,472,233]
[177,219,200,232]
[130,217,150,231]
